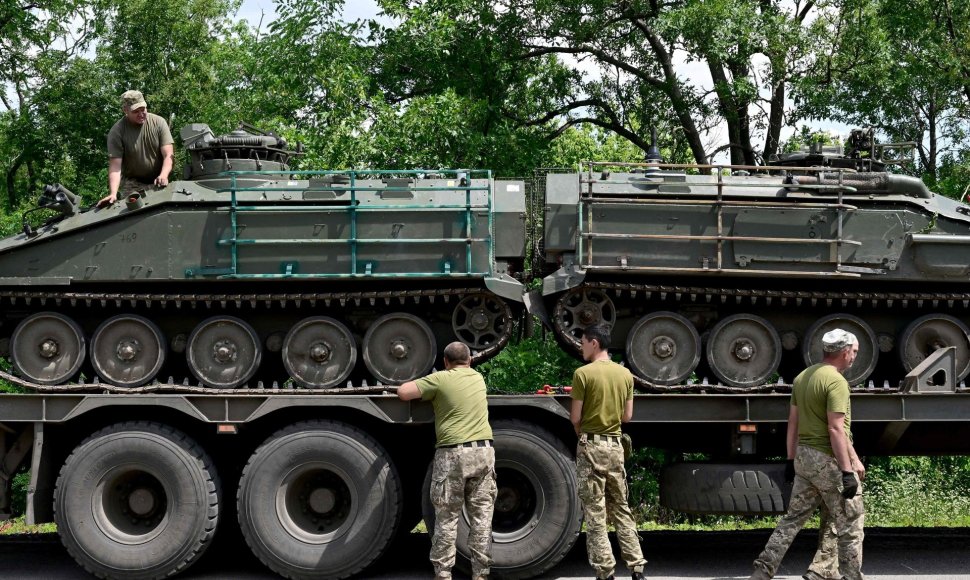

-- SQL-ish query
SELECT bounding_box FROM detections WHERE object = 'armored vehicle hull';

[1,125,525,392]
[538,161,970,390]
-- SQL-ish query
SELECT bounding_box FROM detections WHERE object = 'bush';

[478,335,580,394]
[0,357,26,393]
[10,469,29,517]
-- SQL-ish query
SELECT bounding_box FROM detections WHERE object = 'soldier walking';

[750,328,867,580]
[397,341,496,580]
[571,323,646,580]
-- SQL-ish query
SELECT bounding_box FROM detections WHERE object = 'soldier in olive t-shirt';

[99,90,174,207]
[107,113,173,184]
[572,359,634,436]
[415,366,493,446]
[791,363,853,456]
[397,342,495,580]
[569,323,646,580]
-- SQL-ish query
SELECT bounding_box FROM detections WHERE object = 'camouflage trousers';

[752,445,865,580]
[120,176,155,196]
[430,446,497,579]
[576,434,647,579]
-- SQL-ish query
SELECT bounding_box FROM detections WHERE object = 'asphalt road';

[1,528,968,579]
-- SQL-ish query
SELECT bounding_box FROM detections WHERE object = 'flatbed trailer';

[2,387,970,579]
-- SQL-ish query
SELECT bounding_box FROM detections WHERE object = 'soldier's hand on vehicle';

[154,175,169,187]
[841,471,859,499]
[97,193,117,208]
[784,459,795,483]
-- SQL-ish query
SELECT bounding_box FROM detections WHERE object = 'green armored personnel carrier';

[0,123,525,392]
[537,130,970,389]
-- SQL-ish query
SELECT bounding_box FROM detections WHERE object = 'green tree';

[0,0,107,207]
[373,1,841,170]
[793,0,970,186]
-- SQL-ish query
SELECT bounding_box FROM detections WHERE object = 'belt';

[441,439,492,449]
[585,433,620,443]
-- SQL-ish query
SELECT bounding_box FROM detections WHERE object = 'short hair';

[443,341,471,364]
[582,323,611,351]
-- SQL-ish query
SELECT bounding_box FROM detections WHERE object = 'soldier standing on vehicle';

[750,328,866,580]
[571,323,646,580]
[397,341,496,580]
[98,90,174,207]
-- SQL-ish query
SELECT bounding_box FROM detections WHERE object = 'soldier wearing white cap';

[98,90,174,207]
[750,328,867,580]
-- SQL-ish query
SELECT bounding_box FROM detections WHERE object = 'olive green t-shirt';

[570,359,634,436]
[791,363,852,456]
[416,367,493,447]
[107,113,174,182]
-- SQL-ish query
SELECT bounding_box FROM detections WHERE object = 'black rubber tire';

[421,420,582,580]
[54,422,220,580]
[237,420,402,579]
[660,462,790,515]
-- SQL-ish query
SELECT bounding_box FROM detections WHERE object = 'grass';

[625,453,970,531]
[0,517,56,535]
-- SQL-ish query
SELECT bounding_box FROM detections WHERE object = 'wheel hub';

[650,336,676,359]
[494,486,520,513]
[732,339,756,361]
[39,338,59,359]
[309,342,332,363]
[308,488,337,514]
[127,487,157,516]
[389,340,410,360]
[212,340,238,364]
[116,339,141,362]
[471,310,490,330]
[578,307,598,325]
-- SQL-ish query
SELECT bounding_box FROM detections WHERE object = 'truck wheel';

[660,462,790,514]
[422,420,581,580]
[54,422,219,579]
[237,420,402,579]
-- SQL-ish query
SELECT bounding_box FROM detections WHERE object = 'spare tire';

[660,462,790,515]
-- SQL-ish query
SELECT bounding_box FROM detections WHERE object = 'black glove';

[841,471,858,499]
[784,459,795,483]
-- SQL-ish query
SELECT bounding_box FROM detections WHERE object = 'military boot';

[803,572,840,580]
[632,572,646,580]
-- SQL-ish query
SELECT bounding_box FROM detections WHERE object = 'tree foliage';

[0,0,967,207]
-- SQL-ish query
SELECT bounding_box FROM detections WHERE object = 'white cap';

[822,328,857,352]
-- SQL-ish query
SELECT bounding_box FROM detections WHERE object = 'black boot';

[632,572,646,580]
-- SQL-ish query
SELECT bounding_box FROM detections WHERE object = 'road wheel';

[237,420,402,579]
[422,420,581,579]
[54,422,219,579]
[660,462,789,515]
[11,311,86,385]
[90,314,166,388]
[187,316,261,388]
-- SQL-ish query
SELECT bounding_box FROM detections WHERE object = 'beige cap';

[121,90,147,111]
[822,328,857,352]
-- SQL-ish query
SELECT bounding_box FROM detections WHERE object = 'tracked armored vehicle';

[0,123,525,392]
[537,131,970,390]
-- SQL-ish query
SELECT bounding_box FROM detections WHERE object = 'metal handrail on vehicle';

[196,169,495,279]
[577,161,859,277]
